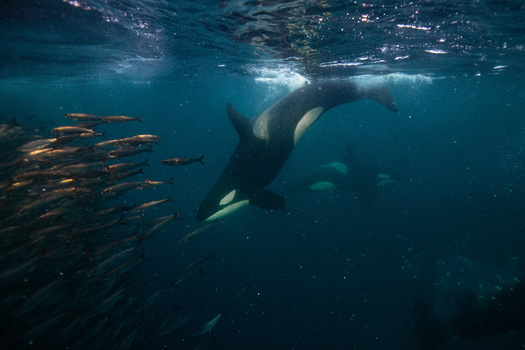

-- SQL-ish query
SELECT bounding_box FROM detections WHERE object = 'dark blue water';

[1,1,525,349]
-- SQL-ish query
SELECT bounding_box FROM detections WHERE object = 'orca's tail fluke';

[412,297,447,350]
[362,85,399,112]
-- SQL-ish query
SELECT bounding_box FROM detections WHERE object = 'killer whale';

[285,142,395,208]
[197,80,398,221]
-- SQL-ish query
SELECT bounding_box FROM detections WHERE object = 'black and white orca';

[197,80,398,221]
[285,142,395,207]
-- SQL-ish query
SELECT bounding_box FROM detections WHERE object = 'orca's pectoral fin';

[249,190,286,211]
[226,103,252,141]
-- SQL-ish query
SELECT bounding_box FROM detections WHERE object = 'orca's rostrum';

[197,80,398,221]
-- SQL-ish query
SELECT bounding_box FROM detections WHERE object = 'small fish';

[161,156,204,166]
[52,161,104,173]
[53,134,82,145]
[179,252,215,275]
[138,211,183,241]
[17,191,71,214]
[190,313,222,336]
[109,168,144,181]
[91,228,139,257]
[132,195,173,213]
[27,146,89,162]
[78,132,105,139]
[100,179,152,196]
[93,139,121,150]
[158,308,203,336]
[18,138,57,152]
[134,134,161,141]
[101,115,143,124]
[171,268,204,288]
[107,145,153,159]
[116,135,160,146]
[178,220,218,243]
[144,177,174,188]
[18,278,66,315]
[51,126,95,135]
[98,205,136,217]
[0,158,23,170]
[64,113,105,122]
[226,282,250,302]
[25,147,53,158]
[12,170,71,182]
[224,297,261,317]
[105,160,149,173]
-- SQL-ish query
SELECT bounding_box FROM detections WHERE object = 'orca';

[285,142,395,208]
[197,80,398,221]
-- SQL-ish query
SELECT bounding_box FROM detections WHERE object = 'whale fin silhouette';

[226,103,252,141]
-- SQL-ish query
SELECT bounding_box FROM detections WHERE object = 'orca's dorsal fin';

[226,103,252,141]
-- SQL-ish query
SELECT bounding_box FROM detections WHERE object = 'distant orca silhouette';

[285,142,394,207]
[197,80,398,221]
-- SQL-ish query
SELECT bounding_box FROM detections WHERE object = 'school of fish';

[0,114,256,349]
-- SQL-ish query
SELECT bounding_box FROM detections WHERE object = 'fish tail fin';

[363,85,398,112]
[198,155,204,165]
[167,177,174,185]
[137,115,144,123]
[412,297,447,350]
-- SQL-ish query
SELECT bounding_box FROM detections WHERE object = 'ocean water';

[1,1,524,349]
